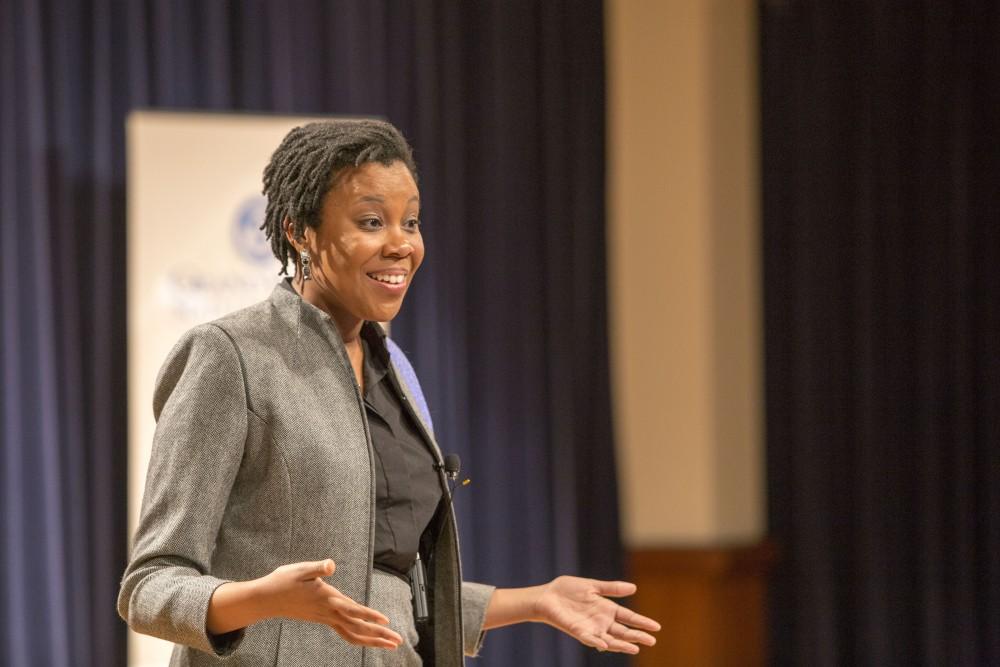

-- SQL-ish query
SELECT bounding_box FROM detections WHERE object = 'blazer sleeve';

[117,323,249,657]
[461,580,496,656]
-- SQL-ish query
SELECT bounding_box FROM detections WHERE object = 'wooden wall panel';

[628,543,777,666]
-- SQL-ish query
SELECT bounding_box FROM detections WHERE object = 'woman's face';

[290,160,424,325]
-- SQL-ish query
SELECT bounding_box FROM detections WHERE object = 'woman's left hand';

[534,576,660,654]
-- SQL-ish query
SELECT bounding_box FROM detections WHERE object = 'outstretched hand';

[535,576,660,654]
[258,559,403,649]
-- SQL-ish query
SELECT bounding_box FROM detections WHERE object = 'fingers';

[336,629,401,649]
[610,621,657,647]
[577,633,609,651]
[298,558,336,580]
[580,627,653,655]
[326,594,392,627]
[600,634,641,654]
[593,579,637,598]
[591,614,660,655]
[324,598,403,648]
[592,623,654,655]
[334,615,404,648]
[337,630,401,650]
[580,630,637,655]
[615,605,662,632]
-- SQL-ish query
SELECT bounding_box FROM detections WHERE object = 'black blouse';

[360,329,443,580]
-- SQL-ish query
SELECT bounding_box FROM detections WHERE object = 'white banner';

[126,111,328,666]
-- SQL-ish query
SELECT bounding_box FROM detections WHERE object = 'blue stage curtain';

[0,1,622,665]
[761,2,1000,665]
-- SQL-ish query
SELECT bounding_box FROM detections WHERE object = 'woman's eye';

[404,218,421,231]
[359,218,382,230]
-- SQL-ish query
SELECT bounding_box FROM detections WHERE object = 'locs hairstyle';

[260,119,418,275]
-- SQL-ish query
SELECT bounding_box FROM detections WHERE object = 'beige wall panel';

[608,0,764,546]
[705,0,765,541]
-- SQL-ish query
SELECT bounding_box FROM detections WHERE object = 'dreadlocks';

[260,119,418,275]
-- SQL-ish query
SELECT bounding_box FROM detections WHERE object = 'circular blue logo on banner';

[231,196,272,265]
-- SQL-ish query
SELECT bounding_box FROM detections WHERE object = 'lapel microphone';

[439,454,461,481]
[436,453,471,499]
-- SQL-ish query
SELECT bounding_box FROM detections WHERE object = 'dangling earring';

[300,250,312,281]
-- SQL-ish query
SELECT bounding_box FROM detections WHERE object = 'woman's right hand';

[257,559,403,649]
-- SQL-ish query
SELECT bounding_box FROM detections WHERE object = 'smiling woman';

[117,119,660,666]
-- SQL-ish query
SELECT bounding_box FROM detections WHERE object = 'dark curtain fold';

[0,1,622,665]
[761,2,1000,665]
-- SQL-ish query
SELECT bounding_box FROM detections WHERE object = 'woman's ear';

[283,218,300,252]
[285,218,316,257]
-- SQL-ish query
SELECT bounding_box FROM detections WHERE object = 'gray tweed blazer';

[118,281,494,666]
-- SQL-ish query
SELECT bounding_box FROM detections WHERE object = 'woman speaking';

[117,119,659,665]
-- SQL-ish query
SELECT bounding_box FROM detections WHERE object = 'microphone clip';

[437,453,461,482]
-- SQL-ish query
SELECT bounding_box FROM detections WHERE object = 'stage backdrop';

[126,111,324,667]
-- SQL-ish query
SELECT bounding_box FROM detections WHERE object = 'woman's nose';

[383,226,413,257]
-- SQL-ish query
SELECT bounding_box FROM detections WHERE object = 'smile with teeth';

[368,273,406,285]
